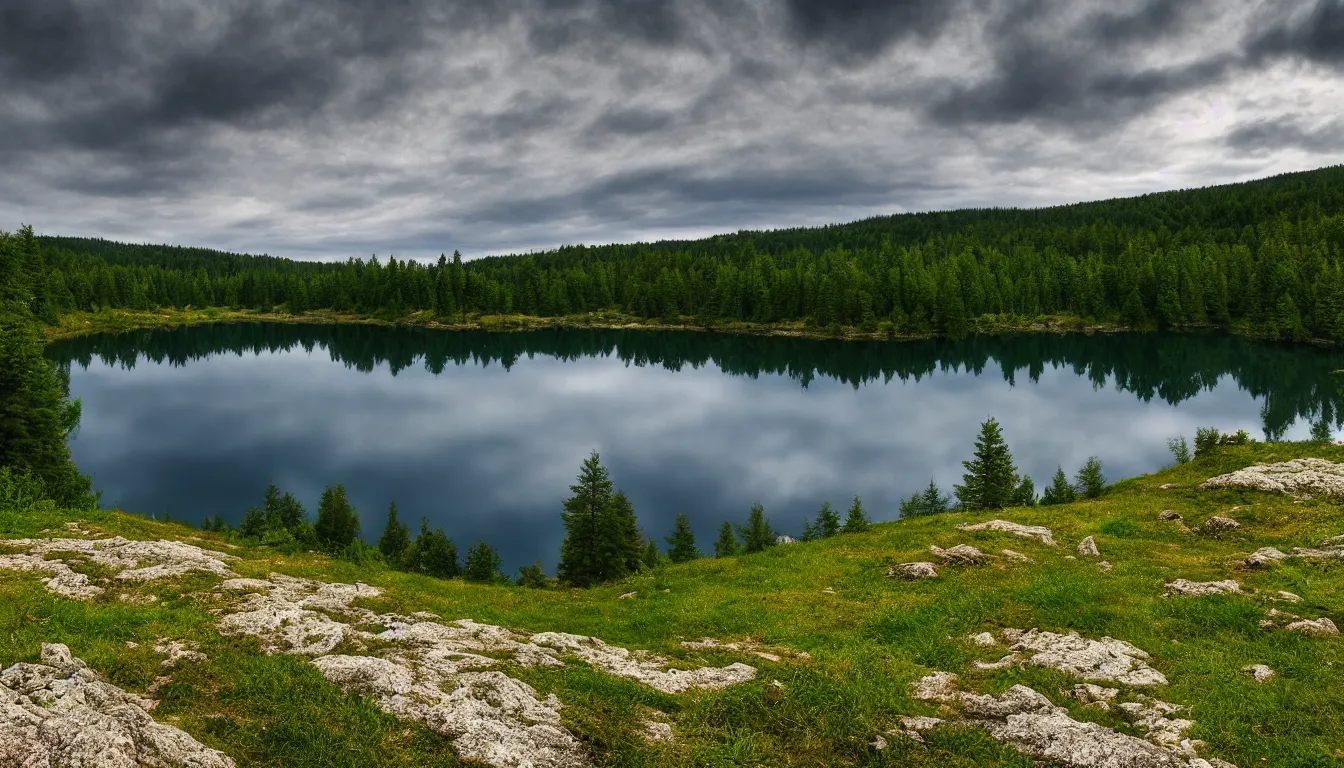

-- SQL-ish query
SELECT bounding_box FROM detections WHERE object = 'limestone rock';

[1077,536,1101,557]
[1163,579,1241,597]
[618,591,637,600]
[1065,683,1120,710]
[956,520,1057,546]
[0,643,235,768]
[1098,561,1113,572]
[531,632,756,694]
[0,536,237,600]
[1202,458,1344,498]
[968,632,997,647]
[775,535,798,545]
[930,544,989,565]
[1242,664,1275,682]
[887,562,938,580]
[1002,549,1032,562]
[1199,517,1240,534]
[1284,617,1339,636]
[1009,629,1168,686]
[972,654,1020,670]
[1289,546,1344,561]
[1273,591,1303,603]
[1245,547,1288,567]
[1158,510,1183,521]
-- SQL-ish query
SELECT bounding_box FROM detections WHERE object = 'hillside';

[3,441,1342,767]
[25,164,1344,343]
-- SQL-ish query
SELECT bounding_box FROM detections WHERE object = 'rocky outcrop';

[1163,580,1241,597]
[0,644,235,768]
[1158,510,1183,521]
[0,537,237,599]
[1002,549,1032,562]
[532,633,756,694]
[1289,545,1344,561]
[955,520,1057,546]
[1285,617,1339,636]
[887,562,938,580]
[1077,536,1101,557]
[1245,547,1288,567]
[1201,458,1344,498]
[1010,629,1168,686]
[930,544,990,565]
[1199,517,1240,534]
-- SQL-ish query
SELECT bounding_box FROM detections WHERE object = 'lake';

[47,324,1344,572]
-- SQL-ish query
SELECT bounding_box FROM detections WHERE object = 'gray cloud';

[1,0,1342,258]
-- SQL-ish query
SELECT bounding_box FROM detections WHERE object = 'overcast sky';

[3,0,1342,260]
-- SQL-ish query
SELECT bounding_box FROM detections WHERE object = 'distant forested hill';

[28,164,1344,341]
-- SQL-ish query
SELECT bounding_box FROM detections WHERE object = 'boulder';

[1077,536,1100,557]
[1284,617,1340,636]
[1199,517,1240,534]
[888,562,939,580]
[1242,664,1275,683]
[1002,549,1033,562]
[956,520,1058,546]
[930,544,990,565]
[1202,458,1344,498]
[775,535,798,545]
[1158,510,1182,521]
[1245,547,1288,567]
[1163,579,1241,597]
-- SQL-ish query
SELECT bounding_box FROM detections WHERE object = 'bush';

[1099,520,1139,538]
[516,561,549,588]
[1166,436,1191,465]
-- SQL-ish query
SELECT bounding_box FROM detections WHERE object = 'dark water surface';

[47,324,1344,572]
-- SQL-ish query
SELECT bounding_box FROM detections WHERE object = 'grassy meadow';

[2,441,1343,767]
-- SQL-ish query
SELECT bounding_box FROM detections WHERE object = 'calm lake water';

[47,324,1344,572]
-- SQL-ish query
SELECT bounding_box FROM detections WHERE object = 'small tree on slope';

[666,513,700,563]
[736,503,777,553]
[378,502,411,564]
[953,417,1019,510]
[714,521,738,557]
[843,496,871,533]
[315,483,360,551]
[1041,466,1077,505]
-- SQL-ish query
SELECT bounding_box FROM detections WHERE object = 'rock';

[1098,561,1113,572]
[1065,683,1120,710]
[775,535,798,545]
[822,587,836,594]
[968,632,997,647]
[1274,591,1303,603]
[1199,517,1240,534]
[1118,695,1198,756]
[1289,546,1344,560]
[1001,628,1026,644]
[906,672,1198,768]
[1159,483,1178,489]
[1163,579,1241,597]
[930,544,990,565]
[618,592,637,600]
[531,633,757,694]
[1245,547,1288,567]
[154,638,207,668]
[0,644,235,768]
[956,520,1058,546]
[1002,549,1033,562]
[0,536,238,600]
[1158,510,1183,521]
[887,562,939,580]
[1202,458,1344,498]
[1009,629,1168,686]
[1077,536,1100,557]
[973,654,1020,670]
[1242,664,1275,682]
[640,718,674,743]
[1284,617,1340,636]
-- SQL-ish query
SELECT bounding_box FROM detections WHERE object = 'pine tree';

[463,541,501,583]
[714,521,738,557]
[609,489,644,575]
[953,417,1019,510]
[239,506,267,539]
[842,496,871,533]
[262,482,306,533]
[377,502,411,564]
[558,452,613,587]
[411,518,459,578]
[1041,466,1077,505]
[1311,419,1333,443]
[665,513,700,563]
[736,503,776,553]
[814,501,841,538]
[899,479,949,518]
[516,561,548,588]
[1075,457,1106,499]
[1012,475,1037,506]
[314,483,360,551]
[642,538,661,569]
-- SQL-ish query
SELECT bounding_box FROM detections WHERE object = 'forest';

[23,164,1344,341]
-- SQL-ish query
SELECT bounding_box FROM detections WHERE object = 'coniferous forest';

[21,165,1344,342]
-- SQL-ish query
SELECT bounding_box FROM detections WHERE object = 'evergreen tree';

[1041,466,1077,505]
[558,451,613,587]
[899,479,949,518]
[665,513,700,563]
[1075,457,1106,499]
[314,483,360,550]
[1011,475,1037,506]
[239,506,267,539]
[842,495,871,533]
[1311,419,1333,443]
[411,518,459,578]
[516,561,548,588]
[736,503,776,553]
[609,489,644,575]
[463,541,501,583]
[814,501,841,538]
[714,521,738,557]
[953,417,1019,510]
[262,481,306,533]
[377,502,412,564]
[642,538,661,569]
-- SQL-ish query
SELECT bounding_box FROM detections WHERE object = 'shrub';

[1166,436,1191,465]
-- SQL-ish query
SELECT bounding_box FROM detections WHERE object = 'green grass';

[3,441,1344,765]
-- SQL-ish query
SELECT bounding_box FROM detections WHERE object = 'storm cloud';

[1,0,1342,258]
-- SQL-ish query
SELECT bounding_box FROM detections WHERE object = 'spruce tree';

[1041,466,1077,505]
[1012,475,1037,506]
[953,417,1019,510]
[609,489,644,576]
[665,513,700,563]
[411,518,459,578]
[736,503,776,553]
[377,502,412,564]
[714,521,738,557]
[315,483,359,551]
[516,561,548,588]
[642,538,661,569]
[560,452,640,587]
[239,506,267,539]
[463,541,501,583]
[815,501,841,538]
[1075,457,1106,499]
[1311,419,1332,443]
[842,496,871,533]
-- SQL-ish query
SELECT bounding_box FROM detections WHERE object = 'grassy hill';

[2,441,1343,767]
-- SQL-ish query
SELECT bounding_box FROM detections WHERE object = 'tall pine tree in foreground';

[558,452,643,587]
[315,483,360,550]
[666,513,700,563]
[953,417,1019,510]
